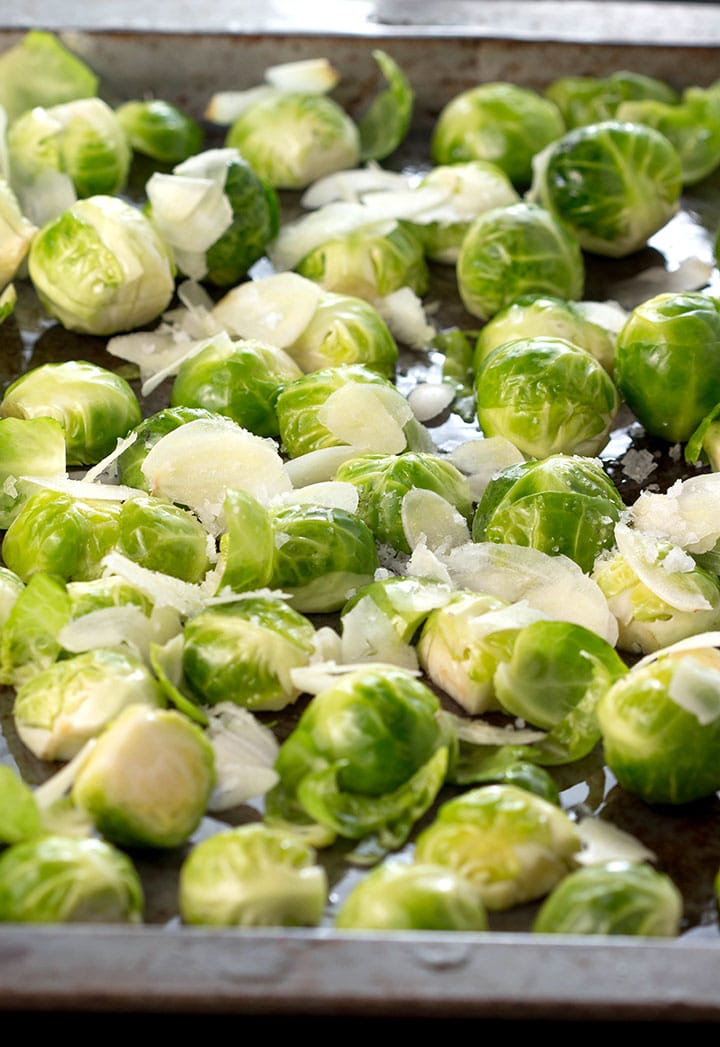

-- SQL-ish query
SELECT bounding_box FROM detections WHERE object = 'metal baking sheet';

[5,7,720,1023]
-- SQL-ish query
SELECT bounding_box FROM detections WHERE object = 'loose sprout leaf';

[357,49,414,163]
[149,634,209,726]
[0,766,43,844]
[635,630,720,669]
[401,488,471,553]
[282,445,365,487]
[204,702,280,810]
[340,597,420,671]
[204,85,277,125]
[445,712,546,747]
[272,480,359,514]
[301,165,414,209]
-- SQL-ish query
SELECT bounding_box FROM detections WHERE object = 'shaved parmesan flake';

[574,816,657,866]
[204,702,280,811]
[447,436,525,502]
[373,287,437,350]
[301,166,414,208]
[211,272,322,348]
[575,298,628,336]
[401,488,471,553]
[407,381,454,422]
[340,596,420,671]
[631,473,720,553]
[447,713,546,747]
[406,538,455,586]
[667,655,720,724]
[317,383,411,454]
[101,552,212,616]
[204,85,277,124]
[264,57,340,93]
[439,542,618,645]
[636,631,720,670]
[58,603,182,663]
[282,445,364,487]
[20,474,145,503]
[140,417,291,533]
[290,659,421,696]
[83,432,137,484]
[614,522,712,612]
[146,170,233,254]
[272,480,359,514]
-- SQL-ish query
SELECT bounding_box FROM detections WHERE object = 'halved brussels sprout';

[1,488,121,583]
[474,336,619,459]
[115,495,213,584]
[285,290,399,376]
[169,336,302,438]
[0,834,144,924]
[456,202,585,322]
[472,454,625,574]
[431,81,565,186]
[179,822,328,927]
[597,647,720,805]
[0,571,70,687]
[267,502,379,613]
[71,702,216,848]
[28,194,176,336]
[532,860,683,937]
[334,858,489,931]
[335,450,473,555]
[0,30,99,123]
[8,96,131,198]
[0,359,142,465]
[116,98,203,164]
[614,291,720,444]
[530,120,683,257]
[181,594,316,711]
[473,293,620,375]
[493,618,628,730]
[273,363,429,459]
[12,646,165,761]
[545,70,679,129]
[265,665,456,859]
[225,90,361,190]
[295,219,428,302]
[414,783,582,911]
[0,415,66,527]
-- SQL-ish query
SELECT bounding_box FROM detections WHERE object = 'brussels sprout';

[456,202,585,322]
[334,858,489,931]
[617,87,720,186]
[169,336,302,437]
[0,30,99,123]
[0,359,142,465]
[267,503,379,613]
[417,589,543,715]
[179,822,328,927]
[340,574,454,647]
[1,488,121,583]
[273,363,429,459]
[471,454,625,574]
[116,98,203,164]
[265,665,456,859]
[12,646,165,761]
[545,70,679,130]
[181,595,316,711]
[0,415,66,527]
[532,860,683,937]
[592,526,720,655]
[0,175,38,288]
[28,194,176,336]
[115,495,213,584]
[225,90,361,190]
[474,336,619,459]
[115,405,220,492]
[0,834,144,924]
[295,219,428,302]
[530,120,683,258]
[414,783,582,911]
[215,487,275,595]
[335,450,473,555]
[492,619,628,730]
[71,703,216,848]
[614,291,720,444]
[146,148,280,285]
[0,765,43,845]
[596,648,720,804]
[430,81,565,186]
[473,293,619,375]
[408,160,520,264]
[0,572,70,687]
[8,97,131,198]
[285,290,399,376]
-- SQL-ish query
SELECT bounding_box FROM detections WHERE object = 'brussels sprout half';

[545,70,679,130]
[0,359,142,465]
[115,495,213,584]
[530,119,683,258]
[431,81,565,186]
[456,202,585,322]
[474,336,619,459]
[0,834,144,924]
[0,30,99,123]
[116,98,204,164]
[179,822,328,927]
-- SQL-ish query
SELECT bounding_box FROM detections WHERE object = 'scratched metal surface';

[4,14,720,1022]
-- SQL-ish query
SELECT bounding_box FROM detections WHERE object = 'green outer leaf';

[358,50,414,162]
